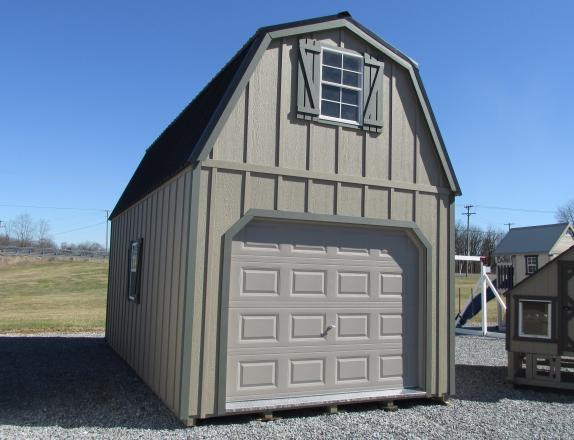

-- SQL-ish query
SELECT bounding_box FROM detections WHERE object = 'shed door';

[225,220,421,405]
[561,262,574,353]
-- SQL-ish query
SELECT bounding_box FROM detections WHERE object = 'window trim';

[518,299,552,339]
[525,254,538,275]
[127,238,143,303]
[318,46,364,126]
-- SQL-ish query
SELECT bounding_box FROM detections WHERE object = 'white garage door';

[225,220,421,406]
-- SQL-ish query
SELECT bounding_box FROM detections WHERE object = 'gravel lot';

[1,334,573,439]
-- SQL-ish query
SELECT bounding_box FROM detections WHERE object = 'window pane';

[341,88,359,105]
[342,71,360,87]
[321,100,340,118]
[341,104,358,122]
[130,242,138,272]
[322,84,340,102]
[343,55,361,72]
[323,51,342,68]
[521,301,550,337]
[322,66,341,84]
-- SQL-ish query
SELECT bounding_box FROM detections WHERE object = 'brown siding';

[192,29,454,417]
[106,168,192,415]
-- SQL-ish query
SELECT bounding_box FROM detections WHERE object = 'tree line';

[455,222,504,267]
[0,213,104,251]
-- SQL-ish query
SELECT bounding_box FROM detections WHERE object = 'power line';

[52,221,107,236]
[0,203,108,212]
[474,204,554,214]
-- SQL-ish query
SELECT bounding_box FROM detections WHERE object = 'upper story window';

[320,48,363,125]
[518,299,551,339]
[525,255,538,275]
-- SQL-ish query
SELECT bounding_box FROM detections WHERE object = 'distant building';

[494,223,574,286]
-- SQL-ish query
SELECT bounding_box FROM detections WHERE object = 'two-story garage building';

[106,12,460,425]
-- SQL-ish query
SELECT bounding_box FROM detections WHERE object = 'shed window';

[320,48,363,125]
[518,299,551,339]
[525,255,538,274]
[128,239,143,302]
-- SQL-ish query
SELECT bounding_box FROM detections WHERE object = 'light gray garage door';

[225,220,421,405]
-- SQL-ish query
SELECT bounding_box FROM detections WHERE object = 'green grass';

[454,274,506,324]
[0,259,500,333]
[0,260,108,333]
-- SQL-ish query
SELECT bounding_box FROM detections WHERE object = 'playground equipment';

[455,255,507,337]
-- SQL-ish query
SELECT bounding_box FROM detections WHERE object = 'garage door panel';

[230,308,401,346]
[232,264,403,302]
[227,350,407,401]
[226,220,419,405]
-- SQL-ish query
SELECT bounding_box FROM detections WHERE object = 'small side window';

[525,255,538,275]
[128,239,143,302]
[518,299,551,339]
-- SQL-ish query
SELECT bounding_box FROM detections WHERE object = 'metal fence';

[0,245,109,260]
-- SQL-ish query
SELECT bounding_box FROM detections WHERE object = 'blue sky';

[1,1,572,246]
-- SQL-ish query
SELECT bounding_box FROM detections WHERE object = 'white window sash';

[319,47,364,125]
[518,299,551,339]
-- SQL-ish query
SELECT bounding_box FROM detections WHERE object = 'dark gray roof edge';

[509,222,569,231]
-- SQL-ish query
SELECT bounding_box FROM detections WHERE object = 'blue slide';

[455,280,498,327]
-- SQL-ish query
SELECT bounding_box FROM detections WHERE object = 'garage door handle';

[321,325,336,337]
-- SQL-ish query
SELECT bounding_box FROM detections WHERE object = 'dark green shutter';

[297,39,321,118]
[362,53,384,132]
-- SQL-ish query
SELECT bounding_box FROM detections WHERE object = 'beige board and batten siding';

[551,229,574,256]
[106,168,192,416]
[192,29,453,418]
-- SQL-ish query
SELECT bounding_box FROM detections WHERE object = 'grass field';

[0,260,108,333]
[454,274,505,324]
[0,260,501,333]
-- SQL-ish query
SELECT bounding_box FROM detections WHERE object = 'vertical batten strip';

[435,194,441,395]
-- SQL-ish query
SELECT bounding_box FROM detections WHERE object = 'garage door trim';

[216,209,433,415]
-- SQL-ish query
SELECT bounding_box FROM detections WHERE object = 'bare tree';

[556,200,574,225]
[37,218,51,246]
[481,226,504,266]
[8,213,36,247]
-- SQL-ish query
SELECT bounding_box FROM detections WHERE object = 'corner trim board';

[178,166,201,422]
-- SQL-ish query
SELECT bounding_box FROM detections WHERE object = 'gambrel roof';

[494,223,574,255]
[110,12,460,219]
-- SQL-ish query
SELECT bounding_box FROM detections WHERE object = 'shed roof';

[110,11,460,219]
[493,223,572,256]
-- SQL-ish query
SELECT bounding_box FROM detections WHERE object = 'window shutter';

[297,39,321,118]
[362,53,384,132]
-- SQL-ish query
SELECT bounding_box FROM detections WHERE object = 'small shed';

[494,223,574,287]
[106,12,460,425]
[506,245,574,390]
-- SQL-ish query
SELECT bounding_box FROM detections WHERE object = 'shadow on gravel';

[455,364,574,404]
[0,336,181,429]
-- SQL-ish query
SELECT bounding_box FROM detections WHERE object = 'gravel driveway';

[1,334,573,439]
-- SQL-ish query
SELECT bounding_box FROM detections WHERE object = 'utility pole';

[105,210,109,254]
[504,222,514,232]
[463,205,476,276]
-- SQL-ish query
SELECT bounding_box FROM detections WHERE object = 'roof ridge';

[510,222,569,231]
